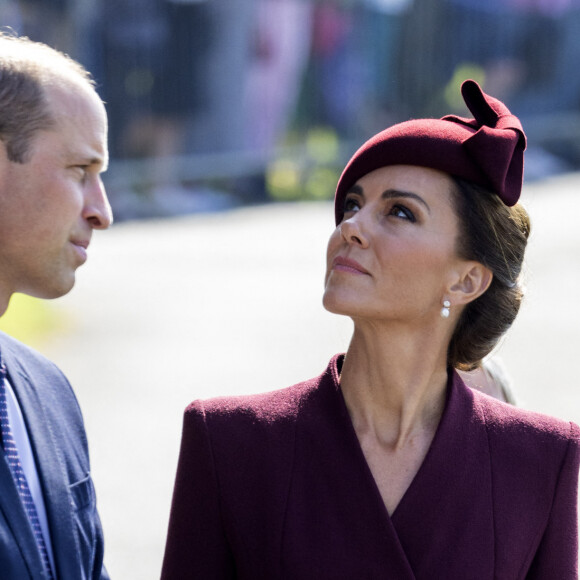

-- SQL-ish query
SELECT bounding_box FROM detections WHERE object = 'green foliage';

[267,127,341,202]
[0,294,65,348]
[444,64,486,112]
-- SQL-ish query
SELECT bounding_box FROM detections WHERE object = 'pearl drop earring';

[441,300,451,318]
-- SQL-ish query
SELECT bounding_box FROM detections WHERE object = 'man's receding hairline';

[0,33,95,90]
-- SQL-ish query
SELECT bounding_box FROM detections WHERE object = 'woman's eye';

[389,204,416,222]
[343,197,360,213]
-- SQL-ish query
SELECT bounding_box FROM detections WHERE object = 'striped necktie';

[0,358,55,579]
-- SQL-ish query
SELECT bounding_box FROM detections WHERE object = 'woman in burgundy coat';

[161,80,580,579]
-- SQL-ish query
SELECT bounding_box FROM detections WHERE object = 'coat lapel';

[290,358,496,579]
[282,356,417,579]
[5,352,81,579]
[390,371,495,578]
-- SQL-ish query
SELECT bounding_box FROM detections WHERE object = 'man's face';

[0,82,112,302]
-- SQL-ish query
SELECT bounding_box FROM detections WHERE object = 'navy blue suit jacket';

[0,331,108,579]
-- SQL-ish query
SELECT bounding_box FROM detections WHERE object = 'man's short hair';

[0,29,96,163]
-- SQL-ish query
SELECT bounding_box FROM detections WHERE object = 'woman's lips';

[332,256,370,275]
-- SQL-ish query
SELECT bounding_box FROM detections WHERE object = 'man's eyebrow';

[83,155,108,172]
[346,184,431,213]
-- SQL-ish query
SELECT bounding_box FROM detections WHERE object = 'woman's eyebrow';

[381,188,431,214]
[347,184,364,197]
[347,184,431,214]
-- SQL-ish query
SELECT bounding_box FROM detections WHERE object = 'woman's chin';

[322,292,358,317]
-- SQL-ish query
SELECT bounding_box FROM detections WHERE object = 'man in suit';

[0,31,112,579]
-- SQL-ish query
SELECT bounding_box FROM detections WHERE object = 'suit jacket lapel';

[5,352,81,579]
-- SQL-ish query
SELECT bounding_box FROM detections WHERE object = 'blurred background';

[2,0,580,216]
[1,0,580,577]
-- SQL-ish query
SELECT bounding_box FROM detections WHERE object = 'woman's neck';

[339,322,449,450]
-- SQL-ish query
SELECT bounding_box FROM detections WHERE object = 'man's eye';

[72,166,89,180]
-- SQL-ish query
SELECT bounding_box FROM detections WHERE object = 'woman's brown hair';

[449,176,531,370]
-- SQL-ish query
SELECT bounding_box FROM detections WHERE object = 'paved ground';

[27,173,580,578]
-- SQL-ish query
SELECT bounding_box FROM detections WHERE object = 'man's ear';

[448,261,493,306]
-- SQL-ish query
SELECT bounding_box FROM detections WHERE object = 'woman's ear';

[449,261,493,306]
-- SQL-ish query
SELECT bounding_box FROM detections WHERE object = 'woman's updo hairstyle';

[449,178,530,370]
[333,79,529,369]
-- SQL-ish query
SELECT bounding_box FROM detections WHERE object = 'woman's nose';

[339,214,369,248]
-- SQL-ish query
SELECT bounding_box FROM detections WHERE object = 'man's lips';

[71,239,89,250]
[332,256,370,275]
[70,238,90,262]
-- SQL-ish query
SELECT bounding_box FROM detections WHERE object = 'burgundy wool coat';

[161,355,580,579]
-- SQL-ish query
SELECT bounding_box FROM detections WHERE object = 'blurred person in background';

[11,0,75,54]
[459,357,517,404]
[0,31,112,579]
[360,0,413,128]
[160,80,579,577]
[243,0,313,156]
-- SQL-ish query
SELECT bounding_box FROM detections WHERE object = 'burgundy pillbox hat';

[334,79,526,224]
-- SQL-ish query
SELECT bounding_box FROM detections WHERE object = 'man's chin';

[22,277,76,300]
